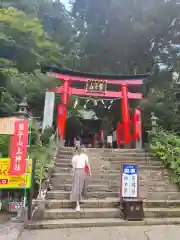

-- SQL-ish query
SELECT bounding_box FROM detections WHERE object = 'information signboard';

[121,164,138,198]
[0,158,32,189]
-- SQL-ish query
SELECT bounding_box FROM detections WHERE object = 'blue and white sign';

[122,164,138,198]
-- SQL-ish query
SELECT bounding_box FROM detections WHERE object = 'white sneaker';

[75,205,80,212]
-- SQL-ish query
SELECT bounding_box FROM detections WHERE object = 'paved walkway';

[0,222,23,240]
[19,225,180,240]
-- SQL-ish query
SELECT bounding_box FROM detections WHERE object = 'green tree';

[0,7,65,72]
[70,0,180,132]
[72,0,180,73]
[0,7,66,117]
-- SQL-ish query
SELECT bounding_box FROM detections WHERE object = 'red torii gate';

[42,66,148,147]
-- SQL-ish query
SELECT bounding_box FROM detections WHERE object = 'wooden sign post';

[120,164,144,221]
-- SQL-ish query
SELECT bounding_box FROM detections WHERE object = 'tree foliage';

[1,0,180,134]
[0,4,69,118]
[72,0,180,73]
[71,0,180,130]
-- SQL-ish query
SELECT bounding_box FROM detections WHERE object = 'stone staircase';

[27,147,180,229]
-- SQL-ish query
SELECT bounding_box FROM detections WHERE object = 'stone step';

[25,218,180,230]
[25,217,180,229]
[52,184,110,192]
[42,198,120,209]
[53,165,165,174]
[145,200,180,208]
[145,192,180,200]
[57,154,153,161]
[51,179,174,187]
[51,179,171,189]
[52,183,178,192]
[58,151,148,155]
[59,148,145,153]
[51,178,171,186]
[56,156,157,161]
[47,191,119,200]
[55,158,162,164]
[51,176,170,189]
[47,190,180,200]
[144,208,180,218]
[109,164,163,170]
[44,208,121,219]
[51,171,170,180]
[57,150,151,155]
[57,154,152,160]
[43,207,180,220]
[33,199,180,209]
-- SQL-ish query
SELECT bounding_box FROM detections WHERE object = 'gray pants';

[82,173,88,197]
[70,168,85,202]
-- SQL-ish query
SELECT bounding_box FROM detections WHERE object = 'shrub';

[31,127,41,145]
[0,134,10,156]
[40,127,54,145]
[149,129,180,185]
[30,144,55,198]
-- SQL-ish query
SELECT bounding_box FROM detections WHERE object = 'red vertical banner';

[57,104,67,138]
[100,130,104,139]
[133,108,141,141]
[9,119,29,175]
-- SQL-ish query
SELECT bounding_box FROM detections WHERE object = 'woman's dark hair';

[75,146,82,154]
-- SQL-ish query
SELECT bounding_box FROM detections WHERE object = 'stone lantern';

[150,112,158,132]
[14,100,30,119]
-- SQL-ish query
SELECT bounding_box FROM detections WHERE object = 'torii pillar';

[57,78,70,146]
[121,85,130,146]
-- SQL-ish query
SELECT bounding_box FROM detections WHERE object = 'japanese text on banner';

[9,120,29,175]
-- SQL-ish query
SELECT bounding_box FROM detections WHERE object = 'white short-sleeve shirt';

[72,153,89,169]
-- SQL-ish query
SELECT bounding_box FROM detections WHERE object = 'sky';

[60,0,69,8]
[52,0,69,8]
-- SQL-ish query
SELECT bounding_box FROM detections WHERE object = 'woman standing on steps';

[70,146,91,212]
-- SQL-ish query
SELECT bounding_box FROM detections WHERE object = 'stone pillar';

[151,112,158,133]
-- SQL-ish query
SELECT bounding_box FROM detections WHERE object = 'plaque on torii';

[86,79,107,94]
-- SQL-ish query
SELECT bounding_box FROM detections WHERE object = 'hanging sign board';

[0,158,32,189]
[107,136,112,143]
[121,164,138,198]
[42,91,55,131]
[86,79,107,93]
[75,140,81,147]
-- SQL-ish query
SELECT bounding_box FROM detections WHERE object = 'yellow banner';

[0,158,32,189]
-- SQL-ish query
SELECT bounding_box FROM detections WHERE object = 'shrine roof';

[41,65,149,81]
